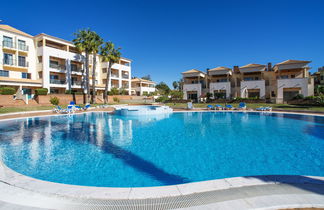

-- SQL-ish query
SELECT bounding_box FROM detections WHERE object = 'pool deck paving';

[0,109,323,209]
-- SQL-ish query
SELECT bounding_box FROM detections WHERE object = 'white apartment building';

[131,78,156,96]
[182,60,314,103]
[0,25,132,98]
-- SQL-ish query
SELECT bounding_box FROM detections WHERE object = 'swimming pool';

[0,112,323,187]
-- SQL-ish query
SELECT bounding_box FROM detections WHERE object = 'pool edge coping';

[1,159,324,200]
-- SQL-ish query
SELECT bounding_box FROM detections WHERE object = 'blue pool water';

[0,112,323,187]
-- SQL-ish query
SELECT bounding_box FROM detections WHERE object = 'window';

[71,64,77,71]
[291,75,295,78]
[21,73,31,79]
[49,60,59,68]
[102,68,107,73]
[244,77,254,81]
[321,76,324,80]
[18,40,27,51]
[50,75,59,80]
[3,36,13,48]
[0,70,9,77]
[255,77,259,80]
[3,53,13,65]
[271,91,276,97]
[18,56,26,67]
[280,75,289,79]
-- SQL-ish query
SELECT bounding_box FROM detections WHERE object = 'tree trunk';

[104,62,113,104]
[83,52,89,104]
[85,52,90,104]
[91,53,97,104]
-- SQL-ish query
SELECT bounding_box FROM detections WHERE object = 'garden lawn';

[165,103,324,112]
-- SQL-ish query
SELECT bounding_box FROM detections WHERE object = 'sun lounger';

[215,104,224,110]
[187,102,193,110]
[225,105,234,110]
[83,104,91,111]
[237,102,247,110]
[256,106,272,111]
[207,105,213,110]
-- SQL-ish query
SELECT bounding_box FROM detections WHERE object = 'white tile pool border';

[0,110,323,209]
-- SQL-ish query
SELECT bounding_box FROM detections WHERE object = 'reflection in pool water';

[0,112,323,187]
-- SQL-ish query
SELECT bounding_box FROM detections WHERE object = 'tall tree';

[141,75,151,81]
[73,29,93,104]
[172,81,179,90]
[156,82,171,95]
[89,32,103,104]
[100,42,121,104]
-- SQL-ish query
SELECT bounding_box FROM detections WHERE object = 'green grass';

[1,102,323,115]
[165,103,324,112]
[0,106,54,114]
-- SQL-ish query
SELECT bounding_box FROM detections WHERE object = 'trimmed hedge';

[35,88,48,95]
[0,87,15,95]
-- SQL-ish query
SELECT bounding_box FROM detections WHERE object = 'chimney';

[267,62,272,71]
[233,66,240,73]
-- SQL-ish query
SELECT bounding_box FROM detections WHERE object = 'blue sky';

[2,0,324,86]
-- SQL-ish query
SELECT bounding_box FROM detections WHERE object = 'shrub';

[113,97,120,103]
[0,87,15,95]
[170,90,184,99]
[65,90,73,94]
[108,88,119,95]
[50,96,60,105]
[293,94,304,100]
[35,88,48,95]
[155,96,169,103]
[119,89,128,95]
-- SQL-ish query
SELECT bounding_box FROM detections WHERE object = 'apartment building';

[0,25,132,99]
[182,60,314,103]
[131,78,156,96]
[0,25,40,98]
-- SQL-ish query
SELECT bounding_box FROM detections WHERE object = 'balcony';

[3,59,29,68]
[111,73,119,78]
[122,74,129,79]
[72,81,82,86]
[50,79,66,85]
[49,63,66,71]
[18,44,29,51]
[71,67,83,73]
[2,41,16,49]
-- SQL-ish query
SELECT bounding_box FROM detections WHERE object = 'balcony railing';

[3,59,29,67]
[2,41,16,49]
[50,79,66,84]
[122,74,129,79]
[18,44,29,51]
[49,63,66,70]
[72,81,82,86]
[111,73,119,78]
[71,67,83,73]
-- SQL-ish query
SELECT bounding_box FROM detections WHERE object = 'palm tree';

[73,29,93,104]
[89,32,103,104]
[100,42,121,104]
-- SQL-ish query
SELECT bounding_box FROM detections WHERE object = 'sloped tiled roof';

[275,59,311,65]
[240,63,265,69]
[182,69,205,74]
[208,66,231,71]
[0,25,33,38]
[131,78,156,84]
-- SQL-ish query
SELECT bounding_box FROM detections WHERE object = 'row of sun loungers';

[207,102,247,110]
[53,102,91,114]
[206,102,272,111]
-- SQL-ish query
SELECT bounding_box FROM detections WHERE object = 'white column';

[42,49,50,92]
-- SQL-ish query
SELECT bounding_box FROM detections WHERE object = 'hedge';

[35,88,48,95]
[0,87,16,95]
